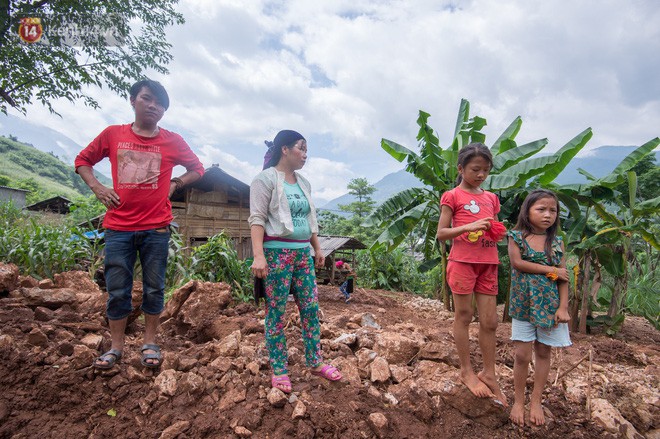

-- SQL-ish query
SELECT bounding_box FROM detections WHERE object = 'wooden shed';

[25,195,72,214]
[311,235,367,285]
[171,164,252,258]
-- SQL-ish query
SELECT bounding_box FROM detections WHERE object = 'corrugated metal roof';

[310,235,366,256]
[0,185,29,192]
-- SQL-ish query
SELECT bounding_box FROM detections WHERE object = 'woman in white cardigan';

[248,130,342,394]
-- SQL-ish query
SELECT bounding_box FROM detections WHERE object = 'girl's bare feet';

[477,371,508,407]
[529,400,545,425]
[460,371,494,398]
[509,402,525,426]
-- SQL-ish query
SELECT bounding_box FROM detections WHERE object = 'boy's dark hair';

[456,143,493,184]
[514,189,561,262]
[129,79,170,110]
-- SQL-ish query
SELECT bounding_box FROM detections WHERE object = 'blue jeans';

[104,228,170,320]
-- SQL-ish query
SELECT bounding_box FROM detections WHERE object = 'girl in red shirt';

[437,143,507,406]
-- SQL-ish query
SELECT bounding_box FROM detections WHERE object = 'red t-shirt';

[440,187,500,264]
[75,124,205,231]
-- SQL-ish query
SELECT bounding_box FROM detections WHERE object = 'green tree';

[338,178,377,218]
[1,0,184,114]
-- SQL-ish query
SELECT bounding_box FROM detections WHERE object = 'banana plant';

[555,137,660,332]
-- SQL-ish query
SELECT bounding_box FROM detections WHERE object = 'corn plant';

[189,232,253,302]
[0,215,98,279]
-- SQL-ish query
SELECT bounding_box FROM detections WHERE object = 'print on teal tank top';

[263,181,311,249]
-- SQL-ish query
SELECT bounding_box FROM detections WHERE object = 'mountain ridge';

[321,146,659,211]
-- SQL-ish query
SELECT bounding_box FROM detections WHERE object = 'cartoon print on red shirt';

[463,200,480,214]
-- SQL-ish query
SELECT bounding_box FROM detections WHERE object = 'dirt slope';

[0,266,658,439]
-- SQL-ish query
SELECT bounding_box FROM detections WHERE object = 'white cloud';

[5,0,659,200]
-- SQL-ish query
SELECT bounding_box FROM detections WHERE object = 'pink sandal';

[311,364,342,381]
[271,374,292,393]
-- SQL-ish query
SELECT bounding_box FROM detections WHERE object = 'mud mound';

[0,263,658,438]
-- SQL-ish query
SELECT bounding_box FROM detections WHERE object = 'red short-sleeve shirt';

[440,187,500,264]
[75,124,204,231]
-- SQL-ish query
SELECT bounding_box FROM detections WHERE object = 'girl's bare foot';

[477,371,508,407]
[460,372,495,398]
[529,400,545,425]
[509,402,525,426]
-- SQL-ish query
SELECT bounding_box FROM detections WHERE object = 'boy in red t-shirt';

[75,79,204,370]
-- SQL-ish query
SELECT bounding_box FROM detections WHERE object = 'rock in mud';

[367,412,389,438]
[267,387,288,408]
[591,398,644,439]
[159,420,190,439]
[0,263,19,293]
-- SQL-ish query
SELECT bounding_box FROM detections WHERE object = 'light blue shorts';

[511,318,572,347]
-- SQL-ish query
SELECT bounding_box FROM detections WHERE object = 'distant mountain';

[321,146,659,211]
[321,170,423,213]
[0,135,111,200]
[0,113,81,164]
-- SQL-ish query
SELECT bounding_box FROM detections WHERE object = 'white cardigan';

[248,167,319,237]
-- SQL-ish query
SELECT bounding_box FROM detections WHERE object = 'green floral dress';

[508,230,563,328]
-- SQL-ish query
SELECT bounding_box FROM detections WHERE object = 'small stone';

[368,412,389,438]
[267,387,288,408]
[154,369,179,396]
[70,345,96,370]
[234,426,252,438]
[80,333,103,350]
[34,307,55,322]
[360,313,381,329]
[383,393,398,405]
[27,328,49,347]
[370,357,391,383]
[159,420,190,439]
[38,279,55,289]
[292,400,306,419]
[246,361,260,375]
[333,333,357,346]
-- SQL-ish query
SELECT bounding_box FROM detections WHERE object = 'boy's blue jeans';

[104,228,170,320]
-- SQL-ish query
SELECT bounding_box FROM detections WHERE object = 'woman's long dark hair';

[455,143,493,185]
[514,189,561,263]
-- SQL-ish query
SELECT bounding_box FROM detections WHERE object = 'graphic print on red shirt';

[75,125,204,231]
[440,186,500,264]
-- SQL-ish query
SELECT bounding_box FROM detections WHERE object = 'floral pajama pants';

[264,247,322,375]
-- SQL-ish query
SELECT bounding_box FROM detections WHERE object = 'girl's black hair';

[455,143,493,185]
[263,130,306,169]
[263,139,302,169]
[514,189,561,262]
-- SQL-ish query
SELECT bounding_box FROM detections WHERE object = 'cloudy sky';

[7,0,660,204]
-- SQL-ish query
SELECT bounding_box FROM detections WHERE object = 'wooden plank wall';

[172,185,252,258]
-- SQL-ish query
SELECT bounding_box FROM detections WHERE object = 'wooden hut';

[25,195,72,214]
[171,164,252,258]
[311,235,367,285]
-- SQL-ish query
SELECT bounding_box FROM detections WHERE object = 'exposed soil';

[0,267,658,439]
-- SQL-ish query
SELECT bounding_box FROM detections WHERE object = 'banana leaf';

[362,187,427,227]
[491,116,522,155]
[594,138,660,187]
[493,138,548,172]
[371,201,431,252]
[538,128,593,185]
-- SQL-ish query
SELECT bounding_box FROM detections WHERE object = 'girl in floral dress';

[508,189,571,426]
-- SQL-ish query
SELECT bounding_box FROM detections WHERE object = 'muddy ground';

[0,265,658,438]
